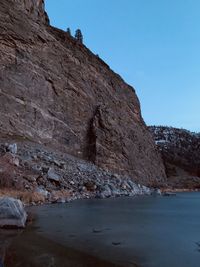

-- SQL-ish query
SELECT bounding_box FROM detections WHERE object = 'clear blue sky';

[46,0,200,132]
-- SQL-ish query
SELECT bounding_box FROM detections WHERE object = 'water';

[2,193,200,267]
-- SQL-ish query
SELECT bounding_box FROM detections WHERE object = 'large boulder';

[0,197,27,228]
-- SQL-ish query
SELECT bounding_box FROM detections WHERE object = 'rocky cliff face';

[149,126,200,189]
[13,0,49,23]
[0,0,166,187]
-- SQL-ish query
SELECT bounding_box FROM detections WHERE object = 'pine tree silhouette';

[75,29,83,44]
[66,27,71,36]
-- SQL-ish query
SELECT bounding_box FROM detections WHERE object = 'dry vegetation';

[0,189,45,204]
[0,188,73,205]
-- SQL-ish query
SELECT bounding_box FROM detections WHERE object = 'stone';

[24,175,38,182]
[121,181,131,190]
[42,166,49,173]
[53,160,61,167]
[98,184,112,198]
[84,181,97,191]
[12,157,20,167]
[0,145,6,155]
[32,155,38,160]
[78,186,86,192]
[47,168,61,182]
[35,187,49,198]
[127,179,135,189]
[150,188,161,196]
[32,165,42,173]
[7,144,17,154]
[0,197,27,228]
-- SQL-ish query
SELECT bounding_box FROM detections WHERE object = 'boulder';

[7,143,17,154]
[47,168,61,183]
[35,187,49,198]
[98,184,112,198]
[0,197,27,228]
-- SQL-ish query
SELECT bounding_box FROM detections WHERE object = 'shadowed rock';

[149,126,200,188]
[0,197,27,228]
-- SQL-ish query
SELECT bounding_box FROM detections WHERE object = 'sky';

[45,0,200,132]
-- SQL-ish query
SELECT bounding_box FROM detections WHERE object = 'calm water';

[3,193,200,267]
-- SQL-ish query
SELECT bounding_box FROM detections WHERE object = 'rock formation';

[13,0,49,24]
[149,126,200,189]
[0,197,27,228]
[0,0,166,193]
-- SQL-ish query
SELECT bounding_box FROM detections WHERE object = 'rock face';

[0,0,166,185]
[0,197,27,228]
[13,0,49,24]
[149,126,200,189]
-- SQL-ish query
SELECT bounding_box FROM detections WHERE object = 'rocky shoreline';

[1,140,197,208]
[0,141,157,207]
[161,188,200,193]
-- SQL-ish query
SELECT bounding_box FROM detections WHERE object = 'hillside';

[0,0,166,201]
[149,126,200,189]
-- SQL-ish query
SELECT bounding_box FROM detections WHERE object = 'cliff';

[0,0,166,193]
[149,126,200,189]
[13,0,49,23]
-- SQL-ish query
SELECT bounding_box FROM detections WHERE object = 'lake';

[2,192,200,267]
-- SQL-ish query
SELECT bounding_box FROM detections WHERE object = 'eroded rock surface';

[13,0,49,23]
[0,0,166,187]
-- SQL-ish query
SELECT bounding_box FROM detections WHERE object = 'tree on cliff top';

[75,29,83,44]
[66,27,71,36]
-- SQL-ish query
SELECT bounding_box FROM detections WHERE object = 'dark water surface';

[3,193,200,267]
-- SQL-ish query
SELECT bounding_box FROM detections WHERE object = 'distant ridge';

[149,126,200,189]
